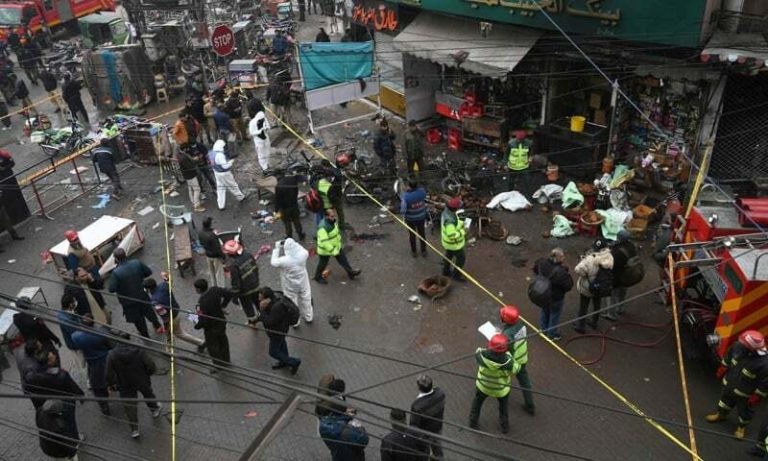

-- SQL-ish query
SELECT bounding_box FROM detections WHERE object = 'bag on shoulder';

[527,262,552,308]
[280,295,301,326]
[305,188,323,213]
[589,266,614,297]
[618,255,645,287]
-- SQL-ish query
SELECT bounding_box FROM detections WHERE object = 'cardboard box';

[593,109,607,125]
[589,92,603,109]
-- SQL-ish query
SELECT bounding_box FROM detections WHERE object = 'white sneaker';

[151,403,162,418]
[131,430,140,439]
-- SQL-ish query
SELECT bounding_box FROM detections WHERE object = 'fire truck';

[0,0,115,41]
[669,199,768,363]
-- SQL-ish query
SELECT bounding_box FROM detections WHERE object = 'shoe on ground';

[523,404,535,415]
[305,318,313,324]
[194,207,206,213]
[500,424,509,434]
[602,313,618,321]
[151,404,162,418]
[735,426,746,439]
[348,269,361,280]
[271,362,288,370]
[131,430,140,439]
[313,277,328,285]
[705,412,725,423]
[289,360,301,376]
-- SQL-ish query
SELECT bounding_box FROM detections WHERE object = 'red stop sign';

[211,24,235,57]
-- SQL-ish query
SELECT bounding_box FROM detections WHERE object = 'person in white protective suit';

[270,238,313,326]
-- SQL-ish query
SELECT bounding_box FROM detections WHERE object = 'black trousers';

[314,251,354,278]
[127,304,161,338]
[67,99,89,123]
[442,248,466,277]
[102,169,122,194]
[238,292,259,320]
[719,388,754,425]
[204,329,230,367]
[577,294,602,331]
[121,385,159,431]
[281,206,304,239]
[406,219,426,253]
[268,335,300,368]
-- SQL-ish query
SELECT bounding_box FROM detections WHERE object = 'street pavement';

[0,12,759,461]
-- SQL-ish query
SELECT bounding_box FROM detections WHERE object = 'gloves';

[748,394,762,408]
[716,366,727,380]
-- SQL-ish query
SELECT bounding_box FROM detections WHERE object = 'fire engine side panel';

[715,254,768,357]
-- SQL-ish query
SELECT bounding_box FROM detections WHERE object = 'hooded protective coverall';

[271,238,313,323]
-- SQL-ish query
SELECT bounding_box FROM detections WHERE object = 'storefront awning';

[701,29,768,68]
[392,13,542,77]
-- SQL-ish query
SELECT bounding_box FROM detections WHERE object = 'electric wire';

[0,290,761,449]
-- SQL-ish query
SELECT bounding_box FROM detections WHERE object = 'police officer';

[222,240,260,328]
[507,130,531,195]
[441,197,466,282]
[706,330,768,439]
[500,305,534,415]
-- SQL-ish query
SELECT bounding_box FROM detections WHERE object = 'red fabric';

[748,394,762,408]
[716,366,727,380]
[0,149,11,159]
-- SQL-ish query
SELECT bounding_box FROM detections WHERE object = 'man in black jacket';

[532,247,573,341]
[91,138,123,198]
[275,172,305,241]
[39,67,63,113]
[106,337,162,438]
[606,229,637,320]
[193,278,233,372]
[409,375,445,460]
[107,249,162,338]
[177,146,205,212]
[13,296,61,365]
[257,287,301,374]
[198,217,224,286]
[381,408,429,461]
[61,74,88,124]
[222,240,260,328]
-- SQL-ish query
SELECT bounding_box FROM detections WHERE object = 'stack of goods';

[627,204,655,239]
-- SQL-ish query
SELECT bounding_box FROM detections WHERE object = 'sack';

[305,188,323,213]
[589,266,614,297]
[528,274,552,308]
[281,295,300,326]
[618,255,645,287]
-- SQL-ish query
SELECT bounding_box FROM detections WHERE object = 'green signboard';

[390,0,708,47]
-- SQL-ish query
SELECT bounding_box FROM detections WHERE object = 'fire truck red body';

[0,0,114,41]
[675,202,768,360]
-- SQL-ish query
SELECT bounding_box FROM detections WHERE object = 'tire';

[344,183,365,204]
[441,177,461,195]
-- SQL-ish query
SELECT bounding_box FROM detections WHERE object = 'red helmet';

[222,240,242,256]
[488,334,509,353]
[64,230,79,242]
[499,305,519,325]
[739,330,766,352]
[335,153,351,167]
[447,197,462,210]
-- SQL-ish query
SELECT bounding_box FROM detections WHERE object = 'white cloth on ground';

[486,191,532,212]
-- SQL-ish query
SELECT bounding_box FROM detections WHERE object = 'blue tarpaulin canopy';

[299,41,374,91]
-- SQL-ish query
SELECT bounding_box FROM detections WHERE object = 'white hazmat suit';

[270,238,313,324]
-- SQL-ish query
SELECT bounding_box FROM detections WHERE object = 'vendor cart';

[122,123,172,164]
[49,216,145,278]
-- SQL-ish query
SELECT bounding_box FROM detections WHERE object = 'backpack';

[527,261,552,308]
[618,254,645,287]
[305,188,323,213]
[280,294,300,326]
[589,266,614,297]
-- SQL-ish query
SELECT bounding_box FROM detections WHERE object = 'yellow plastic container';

[570,116,586,132]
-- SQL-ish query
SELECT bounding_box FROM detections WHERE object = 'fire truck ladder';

[667,232,768,269]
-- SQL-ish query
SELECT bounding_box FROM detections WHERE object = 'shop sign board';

[352,0,399,31]
[386,0,708,47]
[211,24,235,57]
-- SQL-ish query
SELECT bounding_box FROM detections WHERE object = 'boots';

[705,410,727,423]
